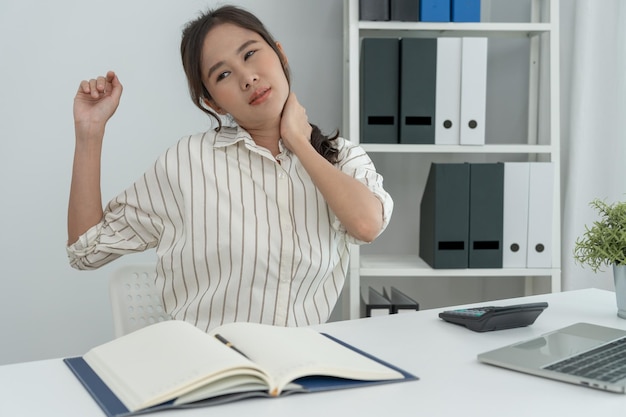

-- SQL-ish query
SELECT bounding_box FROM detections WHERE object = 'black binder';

[361,286,393,317]
[391,0,420,21]
[361,38,400,143]
[399,38,437,144]
[359,0,390,21]
[384,287,420,313]
[419,163,470,269]
[468,163,504,268]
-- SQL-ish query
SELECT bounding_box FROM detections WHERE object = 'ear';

[203,97,227,115]
[275,42,288,65]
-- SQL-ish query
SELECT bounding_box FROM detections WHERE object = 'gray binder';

[359,0,390,21]
[400,38,437,144]
[361,38,400,143]
[391,0,420,21]
[468,163,504,268]
[419,163,470,269]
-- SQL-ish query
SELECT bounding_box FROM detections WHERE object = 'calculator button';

[456,309,486,317]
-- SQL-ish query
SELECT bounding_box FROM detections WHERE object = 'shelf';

[359,144,554,154]
[359,254,556,277]
[358,22,552,38]
[344,0,561,320]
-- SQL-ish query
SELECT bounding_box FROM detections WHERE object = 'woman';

[67,5,392,331]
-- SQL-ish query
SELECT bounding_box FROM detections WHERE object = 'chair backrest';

[109,264,171,337]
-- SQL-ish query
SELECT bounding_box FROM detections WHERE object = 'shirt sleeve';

[66,163,165,270]
[333,137,394,245]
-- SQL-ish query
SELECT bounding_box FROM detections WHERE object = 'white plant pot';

[613,264,626,319]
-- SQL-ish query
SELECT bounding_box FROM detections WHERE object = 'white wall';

[0,0,343,365]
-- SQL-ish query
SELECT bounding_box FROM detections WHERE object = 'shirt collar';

[212,125,289,160]
[212,125,250,148]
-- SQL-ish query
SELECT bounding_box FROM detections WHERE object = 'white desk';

[2,289,625,417]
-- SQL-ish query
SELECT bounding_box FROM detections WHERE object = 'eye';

[216,71,231,82]
[244,50,256,60]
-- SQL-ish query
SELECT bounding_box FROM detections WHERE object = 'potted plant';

[573,198,626,318]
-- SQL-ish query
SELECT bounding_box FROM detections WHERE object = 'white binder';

[526,162,554,268]
[435,37,462,145]
[502,162,530,268]
[460,37,488,145]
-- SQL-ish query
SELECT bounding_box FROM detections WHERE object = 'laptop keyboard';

[544,337,626,383]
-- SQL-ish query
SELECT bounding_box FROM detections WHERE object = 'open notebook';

[65,320,417,417]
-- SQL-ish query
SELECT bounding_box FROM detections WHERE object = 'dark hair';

[180,5,338,163]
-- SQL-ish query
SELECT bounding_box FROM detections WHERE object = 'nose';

[241,72,258,90]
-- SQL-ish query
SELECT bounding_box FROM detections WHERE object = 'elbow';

[346,198,387,243]
[348,217,383,243]
[69,259,92,271]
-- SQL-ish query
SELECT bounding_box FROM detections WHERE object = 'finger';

[109,72,123,99]
[290,93,307,115]
[282,92,298,115]
[109,72,122,90]
[88,79,100,98]
[105,70,116,84]
[96,76,107,94]
[79,80,91,94]
[287,92,297,106]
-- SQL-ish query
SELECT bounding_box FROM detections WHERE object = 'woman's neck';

[245,124,281,157]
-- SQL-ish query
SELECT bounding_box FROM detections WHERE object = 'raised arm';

[280,93,384,243]
[67,71,123,245]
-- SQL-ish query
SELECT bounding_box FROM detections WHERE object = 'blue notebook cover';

[64,333,418,417]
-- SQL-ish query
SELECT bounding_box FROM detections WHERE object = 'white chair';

[109,264,171,337]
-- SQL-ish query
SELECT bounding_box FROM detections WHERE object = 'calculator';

[438,302,548,332]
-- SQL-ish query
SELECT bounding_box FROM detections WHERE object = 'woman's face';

[200,23,290,131]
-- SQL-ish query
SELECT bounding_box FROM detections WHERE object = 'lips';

[249,87,270,105]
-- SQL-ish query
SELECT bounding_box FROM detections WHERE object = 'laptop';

[477,322,626,393]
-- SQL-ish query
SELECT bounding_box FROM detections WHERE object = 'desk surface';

[2,289,625,417]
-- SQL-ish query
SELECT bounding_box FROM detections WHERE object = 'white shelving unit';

[343,0,561,319]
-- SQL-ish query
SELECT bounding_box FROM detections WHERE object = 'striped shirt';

[67,125,392,331]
